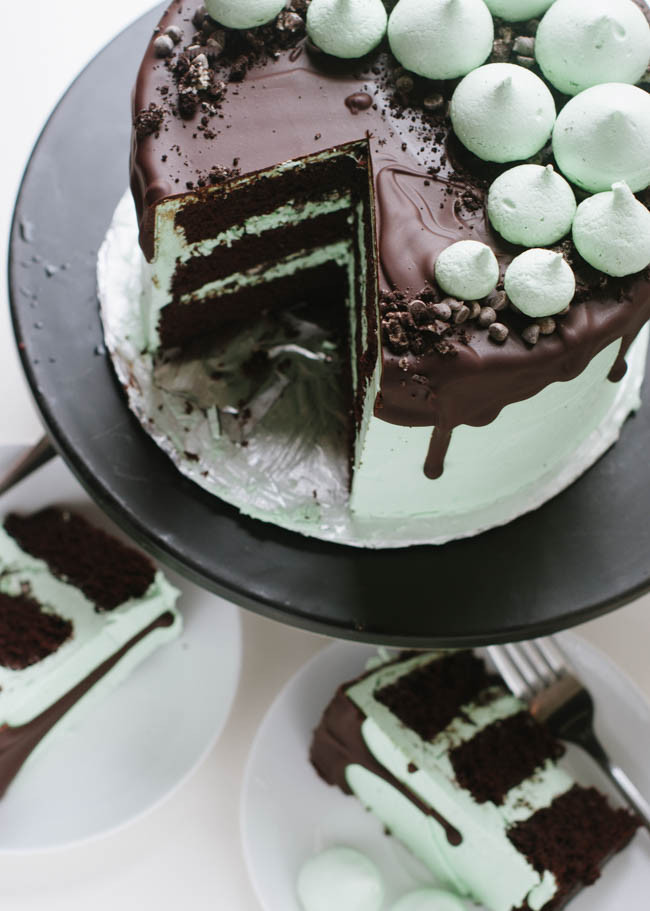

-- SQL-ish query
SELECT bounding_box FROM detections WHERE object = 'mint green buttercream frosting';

[435,240,499,300]
[552,83,650,193]
[297,847,384,911]
[307,0,387,59]
[505,249,575,317]
[487,164,576,247]
[535,0,650,96]
[572,181,650,278]
[484,0,555,21]
[388,0,494,81]
[391,889,467,911]
[450,64,556,163]
[204,0,284,29]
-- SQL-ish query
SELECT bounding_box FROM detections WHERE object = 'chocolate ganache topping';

[131,0,650,477]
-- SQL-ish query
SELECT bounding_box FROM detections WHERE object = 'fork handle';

[580,731,650,832]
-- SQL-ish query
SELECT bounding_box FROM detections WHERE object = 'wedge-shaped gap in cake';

[143,141,381,482]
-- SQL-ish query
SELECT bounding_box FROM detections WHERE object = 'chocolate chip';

[153,35,174,58]
[478,306,497,328]
[468,301,481,320]
[538,317,557,335]
[423,93,445,113]
[490,290,508,312]
[396,74,414,96]
[178,89,198,119]
[515,55,536,69]
[408,299,429,324]
[193,5,207,29]
[431,301,452,321]
[488,322,509,343]
[522,324,540,346]
[165,25,183,45]
[444,297,463,312]
[454,304,470,325]
[513,36,535,56]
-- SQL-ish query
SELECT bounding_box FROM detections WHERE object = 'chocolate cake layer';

[508,785,640,910]
[159,261,349,348]
[374,651,495,741]
[131,2,650,478]
[0,592,72,671]
[449,711,565,806]
[174,146,368,248]
[171,208,353,299]
[0,611,175,798]
[4,510,155,612]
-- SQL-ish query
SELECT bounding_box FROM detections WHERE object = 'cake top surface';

[131,1,650,439]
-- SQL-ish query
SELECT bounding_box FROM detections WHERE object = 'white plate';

[0,453,242,852]
[242,638,650,911]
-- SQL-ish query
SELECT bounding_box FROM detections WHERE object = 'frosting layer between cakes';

[0,511,181,794]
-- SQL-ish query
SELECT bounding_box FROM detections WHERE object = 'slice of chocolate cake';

[311,651,639,911]
[0,509,181,797]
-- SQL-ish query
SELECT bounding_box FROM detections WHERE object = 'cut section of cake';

[310,651,639,911]
[0,508,181,797]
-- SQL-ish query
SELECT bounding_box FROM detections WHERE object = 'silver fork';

[487,637,650,831]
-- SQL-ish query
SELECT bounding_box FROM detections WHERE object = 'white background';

[1,3,649,910]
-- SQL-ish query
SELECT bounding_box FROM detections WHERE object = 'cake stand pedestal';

[9,5,650,647]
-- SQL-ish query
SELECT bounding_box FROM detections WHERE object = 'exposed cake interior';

[142,142,380,475]
[311,651,639,911]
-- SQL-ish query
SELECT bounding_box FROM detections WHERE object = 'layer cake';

[128,0,650,533]
[310,650,640,911]
[0,508,181,796]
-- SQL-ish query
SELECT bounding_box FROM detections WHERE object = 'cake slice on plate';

[311,650,639,911]
[0,508,181,796]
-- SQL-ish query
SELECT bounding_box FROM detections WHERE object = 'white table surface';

[1,4,649,909]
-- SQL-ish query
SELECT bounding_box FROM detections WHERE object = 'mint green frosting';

[504,249,575,317]
[343,653,571,911]
[487,164,576,247]
[0,524,181,730]
[388,0,494,80]
[435,240,499,300]
[552,83,650,193]
[204,0,284,29]
[391,889,467,911]
[572,181,650,278]
[307,0,387,59]
[535,0,650,96]
[484,0,555,21]
[297,847,384,911]
[450,64,556,163]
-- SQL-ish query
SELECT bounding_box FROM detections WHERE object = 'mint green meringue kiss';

[487,164,576,247]
[306,0,387,59]
[204,0,284,29]
[535,0,650,96]
[450,64,556,163]
[572,182,650,278]
[388,0,494,80]
[552,83,650,193]
[435,240,499,300]
[505,250,575,318]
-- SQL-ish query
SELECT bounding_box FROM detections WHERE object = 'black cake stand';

[8,5,650,647]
